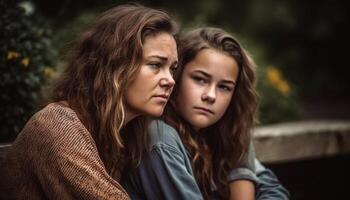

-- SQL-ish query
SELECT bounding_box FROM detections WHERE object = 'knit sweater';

[0,102,130,200]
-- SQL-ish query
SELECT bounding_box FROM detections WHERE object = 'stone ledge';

[254,120,350,163]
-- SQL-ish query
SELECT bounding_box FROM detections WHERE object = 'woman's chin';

[146,107,165,117]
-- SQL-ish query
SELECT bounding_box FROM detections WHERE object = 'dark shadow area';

[266,154,350,200]
[301,97,350,120]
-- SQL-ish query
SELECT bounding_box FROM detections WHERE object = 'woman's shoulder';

[25,102,82,134]
[14,102,93,152]
[36,102,79,123]
[148,119,183,150]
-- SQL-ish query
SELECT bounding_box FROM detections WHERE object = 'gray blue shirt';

[121,120,289,200]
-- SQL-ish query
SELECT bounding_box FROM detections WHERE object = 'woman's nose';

[159,70,175,88]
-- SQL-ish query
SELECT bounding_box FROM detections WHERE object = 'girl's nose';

[202,85,216,103]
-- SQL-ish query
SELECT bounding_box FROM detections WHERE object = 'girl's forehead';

[183,49,239,81]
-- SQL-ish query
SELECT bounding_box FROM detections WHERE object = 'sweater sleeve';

[122,120,203,200]
[24,105,129,200]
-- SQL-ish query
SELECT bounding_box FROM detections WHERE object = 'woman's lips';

[153,94,170,101]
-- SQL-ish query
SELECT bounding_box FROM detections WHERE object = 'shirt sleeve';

[227,142,290,200]
[122,120,203,200]
[228,142,258,184]
[255,159,290,200]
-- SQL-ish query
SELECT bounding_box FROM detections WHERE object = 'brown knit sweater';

[1,102,130,199]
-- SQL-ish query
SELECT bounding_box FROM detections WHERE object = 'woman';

[1,4,178,199]
[122,27,289,199]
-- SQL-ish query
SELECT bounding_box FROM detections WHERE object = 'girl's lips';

[193,106,214,114]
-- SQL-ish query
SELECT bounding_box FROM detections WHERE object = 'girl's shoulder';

[148,119,184,150]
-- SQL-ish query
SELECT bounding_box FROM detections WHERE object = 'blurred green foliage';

[46,8,300,125]
[31,0,349,98]
[256,65,300,124]
[2,0,347,141]
[0,0,57,142]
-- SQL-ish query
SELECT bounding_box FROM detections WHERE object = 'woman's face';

[125,32,178,119]
[176,48,239,130]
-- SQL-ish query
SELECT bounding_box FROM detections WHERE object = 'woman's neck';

[123,109,140,126]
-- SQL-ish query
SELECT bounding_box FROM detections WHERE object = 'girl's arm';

[254,159,290,200]
[228,143,257,200]
[229,180,255,200]
[227,143,290,200]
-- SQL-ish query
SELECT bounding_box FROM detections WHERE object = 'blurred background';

[1,0,349,199]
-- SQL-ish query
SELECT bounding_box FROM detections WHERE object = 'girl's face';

[125,32,178,119]
[176,48,239,130]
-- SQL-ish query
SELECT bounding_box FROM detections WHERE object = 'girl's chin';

[190,120,213,130]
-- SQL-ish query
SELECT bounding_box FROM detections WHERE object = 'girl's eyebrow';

[221,80,236,86]
[192,70,236,85]
[192,70,211,79]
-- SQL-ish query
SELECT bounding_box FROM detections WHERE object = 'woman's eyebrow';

[147,55,178,67]
[147,55,167,61]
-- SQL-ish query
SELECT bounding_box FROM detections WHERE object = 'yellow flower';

[266,66,290,96]
[21,57,30,67]
[7,51,20,60]
[266,66,282,85]
[43,67,56,78]
[277,81,290,95]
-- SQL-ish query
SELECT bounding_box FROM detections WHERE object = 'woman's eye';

[170,66,177,76]
[148,63,161,70]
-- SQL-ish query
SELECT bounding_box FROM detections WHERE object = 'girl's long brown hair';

[49,4,177,178]
[164,27,257,199]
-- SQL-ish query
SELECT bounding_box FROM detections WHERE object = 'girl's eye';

[192,76,207,84]
[218,84,233,92]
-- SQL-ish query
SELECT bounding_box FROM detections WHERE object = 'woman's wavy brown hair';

[164,27,257,199]
[49,4,177,178]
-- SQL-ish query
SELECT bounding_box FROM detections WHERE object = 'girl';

[122,27,289,199]
[1,4,178,199]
